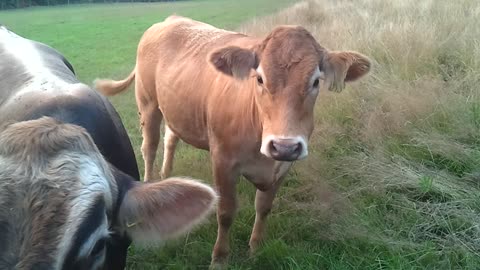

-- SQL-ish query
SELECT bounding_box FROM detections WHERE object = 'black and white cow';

[0,26,216,270]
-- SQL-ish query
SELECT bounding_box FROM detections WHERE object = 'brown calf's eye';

[313,79,320,88]
[257,76,264,85]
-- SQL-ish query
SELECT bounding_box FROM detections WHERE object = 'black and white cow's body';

[0,28,137,179]
[0,27,216,270]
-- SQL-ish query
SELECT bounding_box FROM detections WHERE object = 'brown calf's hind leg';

[160,125,179,179]
[136,78,162,182]
[249,176,285,255]
[210,156,238,269]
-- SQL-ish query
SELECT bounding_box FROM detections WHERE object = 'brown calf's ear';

[118,177,217,246]
[209,46,258,80]
[324,51,371,92]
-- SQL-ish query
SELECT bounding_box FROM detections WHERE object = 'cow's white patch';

[76,158,114,208]
[260,134,308,160]
[54,156,114,269]
[256,65,264,75]
[0,27,78,98]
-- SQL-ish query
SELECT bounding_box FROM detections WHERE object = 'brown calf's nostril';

[293,143,300,152]
[269,140,302,161]
[269,140,277,152]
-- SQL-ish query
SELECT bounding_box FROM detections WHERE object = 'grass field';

[2,0,480,269]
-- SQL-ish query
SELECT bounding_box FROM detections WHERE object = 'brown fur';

[95,15,370,267]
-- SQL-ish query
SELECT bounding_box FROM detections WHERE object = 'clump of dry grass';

[240,0,480,265]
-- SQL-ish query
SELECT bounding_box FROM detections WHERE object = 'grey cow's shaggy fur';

[0,117,116,269]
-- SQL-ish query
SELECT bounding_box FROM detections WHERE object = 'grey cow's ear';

[118,177,217,245]
[323,51,371,92]
[209,46,258,80]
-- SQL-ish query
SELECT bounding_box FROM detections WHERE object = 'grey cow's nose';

[268,139,302,161]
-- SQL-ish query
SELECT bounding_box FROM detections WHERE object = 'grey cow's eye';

[313,79,320,88]
[90,238,107,258]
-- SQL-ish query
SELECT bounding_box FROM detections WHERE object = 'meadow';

[2,0,480,269]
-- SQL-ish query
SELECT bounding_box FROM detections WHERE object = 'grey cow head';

[0,117,216,270]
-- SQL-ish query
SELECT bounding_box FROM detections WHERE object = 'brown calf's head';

[210,26,371,161]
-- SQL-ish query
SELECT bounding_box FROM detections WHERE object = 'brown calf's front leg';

[139,106,162,182]
[249,175,285,255]
[160,125,179,179]
[210,157,238,269]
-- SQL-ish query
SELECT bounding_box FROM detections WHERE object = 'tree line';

[0,0,180,10]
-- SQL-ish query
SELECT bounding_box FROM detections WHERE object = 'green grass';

[3,0,480,269]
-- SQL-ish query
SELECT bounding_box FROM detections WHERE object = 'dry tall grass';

[240,0,480,264]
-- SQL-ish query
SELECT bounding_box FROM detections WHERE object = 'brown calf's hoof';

[209,259,228,270]
[211,244,229,268]
[248,246,258,258]
[248,236,263,257]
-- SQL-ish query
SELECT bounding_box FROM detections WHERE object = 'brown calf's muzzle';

[261,133,309,161]
[268,138,303,161]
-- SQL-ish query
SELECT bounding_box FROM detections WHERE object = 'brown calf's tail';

[94,69,136,96]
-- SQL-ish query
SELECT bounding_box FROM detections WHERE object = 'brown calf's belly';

[180,134,210,151]
[163,120,210,150]
[157,98,209,150]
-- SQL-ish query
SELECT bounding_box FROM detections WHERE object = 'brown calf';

[95,15,371,268]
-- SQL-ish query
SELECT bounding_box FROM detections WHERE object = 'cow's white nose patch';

[260,135,308,160]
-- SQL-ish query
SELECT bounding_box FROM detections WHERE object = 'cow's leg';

[139,107,162,181]
[160,125,179,179]
[136,81,162,182]
[248,176,285,254]
[211,156,238,268]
